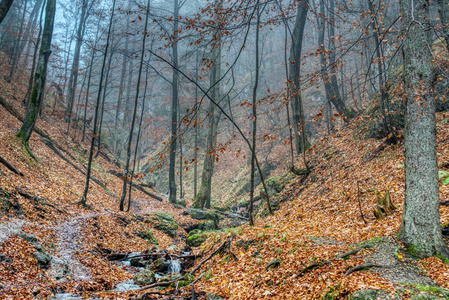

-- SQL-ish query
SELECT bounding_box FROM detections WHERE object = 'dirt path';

[0,218,25,246]
[53,213,99,282]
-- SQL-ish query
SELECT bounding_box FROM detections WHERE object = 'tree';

[289,0,310,156]
[169,0,180,204]
[0,0,14,24]
[193,0,223,209]
[65,0,90,123]
[119,0,150,211]
[399,0,449,258]
[16,0,56,146]
[80,0,116,206]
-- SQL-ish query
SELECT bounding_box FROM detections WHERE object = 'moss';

[434,254,449,265]
[151,212,178,238]
[186,230,208,247]
[136,230,158,245]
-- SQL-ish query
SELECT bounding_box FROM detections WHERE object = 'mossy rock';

[188,209,220,227]
[198,220,216,231]
[409,284,449,299]
[206,294,224,300]
[350,289,390,300]
[133,268,155,285]
[260,176,284,197]
[177,198,187,207]
[171,273,195,288]
[136,230,159,245]
[186,230,207,247]
[152,212,178,238]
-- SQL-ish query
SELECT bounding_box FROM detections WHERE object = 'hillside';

[1,49,449,300]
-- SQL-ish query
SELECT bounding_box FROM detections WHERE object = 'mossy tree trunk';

[399,0,449,258]
[16,0,55,145]
[194,0,222,209]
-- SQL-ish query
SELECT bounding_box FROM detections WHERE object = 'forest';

[0,0,449,298]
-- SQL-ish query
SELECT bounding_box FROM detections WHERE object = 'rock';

[133,268,156,285]
[152,212,179,238]
[188,209,220,227]
[186,230,207,247]
[260,176,284,197]
[0,253,11,264]
[34,251,52,269]
[48,256,69,281]
[206,293,224,300]
[166,244,178,252]
[350,289,390,300]
[198,220,216,231]
[177,273,195,287]
[177,198,187,207]
[130,258,145,268]
[136,230,158,245]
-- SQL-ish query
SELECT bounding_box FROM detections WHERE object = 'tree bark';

[169,0,180,204]
[438,0,449,50]
[65,0,89,123]
[194,0,222,209]
[399,0,449,258]
[289,0,309,156]
[0,0,14,24]
[16,0,55,145]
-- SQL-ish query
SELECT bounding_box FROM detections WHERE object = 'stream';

[54,250,188,298]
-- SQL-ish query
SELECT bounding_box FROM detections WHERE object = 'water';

[168,259,181,274]
[110,279,141,291]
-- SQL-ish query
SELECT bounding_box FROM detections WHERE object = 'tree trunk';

[438,0,449,50]
[288,0,309,156]
[80,0,116,206]
[16,0,55,145]
[7,0,27,83]
[120,0,150,211]
[65,0,89,123]
[249,0,261,226]
[193,0,222,209]
[169,0,179,204]
[0,0,14,24]
[399,0,449,258]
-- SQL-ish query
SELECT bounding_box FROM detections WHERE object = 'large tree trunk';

[169,0,180,204]
[16,0,55,145]
[289,0,309,156]
[399,0,449,258]
[0,0,14,24]
[65,0,89,123]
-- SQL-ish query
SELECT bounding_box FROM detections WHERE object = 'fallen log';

[0,155,23,176]
[216,211,248,221]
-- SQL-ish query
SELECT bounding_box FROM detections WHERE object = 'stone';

[34,251,52,269]
[177,198,187,207]
[206,293,224,300]
[260,176,284,197]
[133,268,156,285]
[0,253,11,264]
[198,220,216,231]
[48,256,69,281]
[136,230,158,245]
[152,212,178,238]
[130,258,145,268]
[188,209,220,227]
[350,289,389,300]
[186,230,207,247]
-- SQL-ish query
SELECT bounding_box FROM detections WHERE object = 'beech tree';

[16,0,56,146]
[399,0,449,258]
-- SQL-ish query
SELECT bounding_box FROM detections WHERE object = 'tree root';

[344,263,389,276]
[0,155,23,176]
[295,260,332,278]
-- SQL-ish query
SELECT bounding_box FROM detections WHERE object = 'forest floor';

[1,63,449,299]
